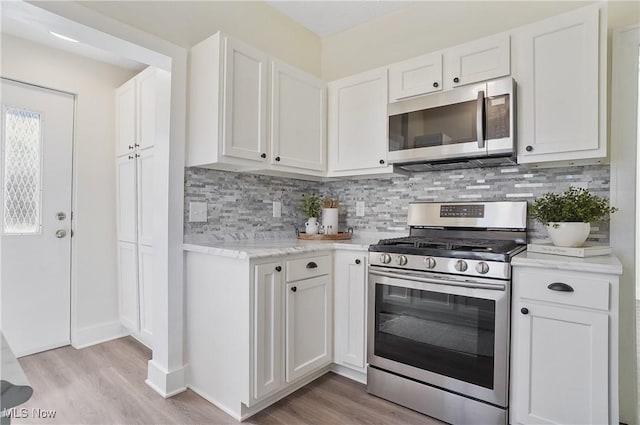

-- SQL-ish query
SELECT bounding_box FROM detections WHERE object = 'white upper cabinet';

[270,61,326,172]
[444,33,510,89]
[116,79,136,157]
[223,37,269,162]
[512,5,604,164]
[137,68,158,150]
[116,154,136,243]
[388,52,443,101]
[327,68,396,177]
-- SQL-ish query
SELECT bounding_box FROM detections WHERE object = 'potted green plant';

[530,186,618,247]
[300,194,322,234]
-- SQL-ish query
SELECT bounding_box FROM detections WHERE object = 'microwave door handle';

[476,90,485,149]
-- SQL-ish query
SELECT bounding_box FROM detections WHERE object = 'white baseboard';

[146,359,187,398]
[72,320,129,349]
[331,363,367,385]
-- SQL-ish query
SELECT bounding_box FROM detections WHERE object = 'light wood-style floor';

[15,337,444,425]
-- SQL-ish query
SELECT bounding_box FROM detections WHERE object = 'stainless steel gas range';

[366,201,527,425]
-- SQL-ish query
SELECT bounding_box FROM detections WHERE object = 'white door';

[285,275,332,383]
[116,79,136,157]
[334,253,366,370]
[444,33,510,89]
[117,241,139,332]
[115,154,136,243]
[138,244,153,345]
[388,52,443,101]
[136,147,153,246]
[1,79,74,357]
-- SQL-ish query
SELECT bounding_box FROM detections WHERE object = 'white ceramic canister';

[322,208,339,235]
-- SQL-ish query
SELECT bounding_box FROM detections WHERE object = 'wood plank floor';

[15,337,444,425]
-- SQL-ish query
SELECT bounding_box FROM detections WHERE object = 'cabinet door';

[388,52,443,101]
[137,68,156,150]
[445,33,510,89]
[271,61,326,171]
[136,148,154,246]
[253,262,284,400]
[116,154,137,243]
[116,79,137,157]
[514,7,600,162]
[138,244,153,345]
[285,275,332,382]
[328,68,389,172]
[223,37,268,163]
[333,253,366,370]
[513,302,608,425]
[117,241,139,332]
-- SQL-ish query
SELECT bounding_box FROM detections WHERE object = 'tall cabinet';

[115,66,170,347]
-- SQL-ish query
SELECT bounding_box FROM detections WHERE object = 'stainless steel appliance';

[388,77,515,171]
[367,201,527,425]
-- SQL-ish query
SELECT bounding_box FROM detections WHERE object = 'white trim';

[146,359,187,398]
[71,321,128,349]
[609,23,639,425]
[331,363,367,385]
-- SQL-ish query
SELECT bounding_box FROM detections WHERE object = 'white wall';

[0,34,137,343]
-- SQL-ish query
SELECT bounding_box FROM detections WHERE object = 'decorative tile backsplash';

[184,164,611,243]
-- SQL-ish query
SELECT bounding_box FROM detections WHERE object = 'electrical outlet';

[273,201,282,218]
[189,202,208,222]
[356,201,365,217]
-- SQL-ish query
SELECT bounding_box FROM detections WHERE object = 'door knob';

[55,229,67,238]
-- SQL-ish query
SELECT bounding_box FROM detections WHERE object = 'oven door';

[367,267,510,407]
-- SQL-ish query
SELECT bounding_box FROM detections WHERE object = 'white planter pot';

[305,217,319,235]
[546,222,591,247]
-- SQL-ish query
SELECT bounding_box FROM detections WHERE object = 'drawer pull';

[547,282,574,292]
[306,261,318,269]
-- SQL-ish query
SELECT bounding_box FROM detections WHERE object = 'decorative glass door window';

[2,107,42,234]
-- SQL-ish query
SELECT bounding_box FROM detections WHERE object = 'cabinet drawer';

[516,269,610,311]
[286,255,330,282]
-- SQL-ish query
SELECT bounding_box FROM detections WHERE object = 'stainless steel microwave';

[387,77,515,168]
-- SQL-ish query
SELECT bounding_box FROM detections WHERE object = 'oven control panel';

[439,204,485,218]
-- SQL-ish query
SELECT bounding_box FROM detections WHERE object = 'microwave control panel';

[486,94,510,140]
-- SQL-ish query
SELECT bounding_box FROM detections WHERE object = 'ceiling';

[265,1,414,37]
[1,1,146,71]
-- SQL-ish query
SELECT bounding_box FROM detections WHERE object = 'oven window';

[388,100,478,152]
[374,283,495,389]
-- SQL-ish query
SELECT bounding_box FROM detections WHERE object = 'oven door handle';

[369,269,506,291]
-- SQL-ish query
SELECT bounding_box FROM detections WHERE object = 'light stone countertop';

[512,251,623,275]
[183,232,400,260]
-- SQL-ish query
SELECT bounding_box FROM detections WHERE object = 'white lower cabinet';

[137,244,153,346]
[333,251,367,377]
[185,250,334,421]
[285,275,332,382]
[117,241,139,332]
[510,260,620,425]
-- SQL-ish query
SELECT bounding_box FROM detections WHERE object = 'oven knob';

[396,255,408,266]
[476,262,490,274]
[455,259,468,272]
[380,254,392,264]
[424,257,436,269]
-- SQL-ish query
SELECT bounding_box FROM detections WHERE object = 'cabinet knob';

[291,286,297,292]
[260,153,267,159]
[355,259,361,265]
[128,155,133,160]
[128,145,134,150]
[521,307,529,315]
[134,143,140,148]
[135,153,140,158]
[453,77,460,83]
[275,156,281,162]
[379,159,385,165]
[275,266,282,272]
[525,145,533,152]
[433,82,439,88]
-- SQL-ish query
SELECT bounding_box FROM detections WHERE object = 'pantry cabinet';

[327,68,396,177]
[512,4,605,164]
[333,251,367,379]
[510,254,621,425]
[115,66,169,348]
